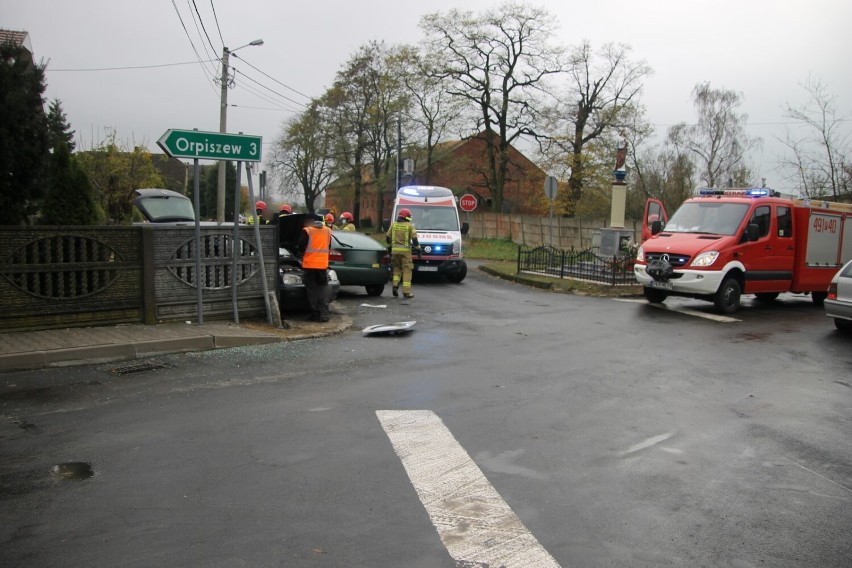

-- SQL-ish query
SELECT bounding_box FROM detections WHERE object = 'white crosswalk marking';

[377,410,561,568]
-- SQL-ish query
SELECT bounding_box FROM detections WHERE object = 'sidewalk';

[0,316,352,373]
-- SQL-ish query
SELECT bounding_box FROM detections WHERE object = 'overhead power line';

[190,0,220,56]
[170,0,220,97]
[233,68,309,109]
[209,0,226,46]
[47,60,217,72]
[231,53,313,101]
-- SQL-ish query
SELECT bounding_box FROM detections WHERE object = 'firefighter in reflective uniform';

[325,213,336,230]
[276,203,292,224]
[247,200,268,225]
[339,211,355,231]
[296,215,332,322]
[386,208,419,298]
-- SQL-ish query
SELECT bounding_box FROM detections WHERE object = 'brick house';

[325,132,548,226]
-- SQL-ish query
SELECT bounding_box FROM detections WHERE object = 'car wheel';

[812,291,827,307]
[643,287,668,304]
[365,285,384,297]
[835,318,852,331]
[714,278,741,314]
[755,292,779,302]
[446,264,467,283]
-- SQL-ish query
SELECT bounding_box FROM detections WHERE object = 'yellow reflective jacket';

[387,221,417,254]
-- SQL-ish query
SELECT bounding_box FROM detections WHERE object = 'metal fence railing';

[517,245,637,286]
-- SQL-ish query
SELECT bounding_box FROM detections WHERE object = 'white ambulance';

[388,186,469,283]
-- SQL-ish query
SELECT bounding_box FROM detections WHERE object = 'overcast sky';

[5,0,851,192]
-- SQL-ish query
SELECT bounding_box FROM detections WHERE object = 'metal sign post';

[246,162,273,325]
[231,161,243,324]
[159,127,263,325]
[192,156,203,325]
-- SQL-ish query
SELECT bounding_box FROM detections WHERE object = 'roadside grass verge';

[479,261,643,298]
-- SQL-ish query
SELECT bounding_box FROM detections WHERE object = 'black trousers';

[303,268,329,318]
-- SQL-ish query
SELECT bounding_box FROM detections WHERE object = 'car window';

[777,206,792,238]
[332,232,385,250]
[841,261,852,278]
[749,205,771,238]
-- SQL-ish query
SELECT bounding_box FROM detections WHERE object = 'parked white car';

[825,258,852,331]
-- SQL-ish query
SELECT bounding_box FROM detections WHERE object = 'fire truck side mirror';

[650,220,663,235]
[461,222,470,235]
[745,223,760,242]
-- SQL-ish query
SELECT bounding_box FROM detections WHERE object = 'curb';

[0,317,353,373]
[478,265,553,289]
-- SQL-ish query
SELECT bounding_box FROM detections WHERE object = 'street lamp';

[217,38,263,223]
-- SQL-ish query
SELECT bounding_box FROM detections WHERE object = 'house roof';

[0,29,32,52]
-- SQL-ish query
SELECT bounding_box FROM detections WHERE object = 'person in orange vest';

[296,214,332,322]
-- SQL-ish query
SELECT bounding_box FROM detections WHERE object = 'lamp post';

[217,39,263,223]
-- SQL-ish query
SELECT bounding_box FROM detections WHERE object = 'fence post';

[517,244,521,274]
[141,225,156,325]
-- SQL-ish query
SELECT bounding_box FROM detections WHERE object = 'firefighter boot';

[392,286,399,297]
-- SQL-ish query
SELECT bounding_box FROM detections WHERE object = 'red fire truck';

[634,188,852,313]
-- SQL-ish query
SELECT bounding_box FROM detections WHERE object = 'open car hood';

[279,213,322,249]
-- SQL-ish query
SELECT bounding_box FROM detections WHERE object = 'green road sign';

[157,129,262,162]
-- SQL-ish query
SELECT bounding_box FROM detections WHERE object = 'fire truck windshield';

[663,202,750,235]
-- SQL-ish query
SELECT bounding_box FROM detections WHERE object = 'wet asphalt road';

[1,266,851,567]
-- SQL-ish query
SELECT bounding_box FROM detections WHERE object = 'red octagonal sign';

[459,193,477,212]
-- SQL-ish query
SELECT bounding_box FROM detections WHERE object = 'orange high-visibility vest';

[302,226,331,269]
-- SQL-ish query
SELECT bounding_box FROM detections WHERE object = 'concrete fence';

[461,212,642,249]
[0,225,277,331]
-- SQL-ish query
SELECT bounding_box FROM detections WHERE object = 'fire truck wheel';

[714,278,741,314]
[811,291,827,307]
[643,287,668,304]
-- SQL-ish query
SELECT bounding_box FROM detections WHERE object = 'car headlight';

[452,239,461,255]
[281,272,303,285]
[636,246,645,262]
[691,251,720,267]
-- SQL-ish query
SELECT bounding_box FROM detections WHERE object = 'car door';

[737,204,793,293]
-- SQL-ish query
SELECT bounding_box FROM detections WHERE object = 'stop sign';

[459,193,477,212]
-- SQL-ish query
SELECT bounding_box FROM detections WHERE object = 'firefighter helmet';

[340,211,354,223]
[398,208,412,220]
[325,213,335,225]
[255,200,267,211]
[279,204,292,214]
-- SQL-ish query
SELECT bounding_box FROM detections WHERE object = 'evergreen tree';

[41,142,103,225]
[188,162,239,219]
[46,99,75,152]
[0,42,50,225]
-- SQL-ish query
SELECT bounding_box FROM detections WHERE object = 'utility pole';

[216,39,263,223]
[216,47,230,223]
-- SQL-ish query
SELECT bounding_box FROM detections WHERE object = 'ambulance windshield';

[403,205,460,231]
[663,202,750,235]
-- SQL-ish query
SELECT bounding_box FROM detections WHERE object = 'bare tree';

[778,76,850,199]
[668,83,760,189]
[420,1,564,211]
[268,102,335,213]
[398,46,466,185]
[540,41,651,214]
